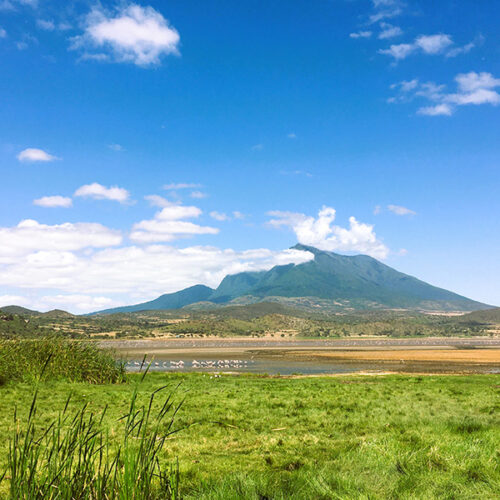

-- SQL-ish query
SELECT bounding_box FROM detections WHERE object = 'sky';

[0,0,499,313]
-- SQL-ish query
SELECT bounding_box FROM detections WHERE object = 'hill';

[92,245,492,315]
[458,307,500,324]
[0,305,40,316]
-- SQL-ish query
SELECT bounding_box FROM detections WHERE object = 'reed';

[3,383,182,499]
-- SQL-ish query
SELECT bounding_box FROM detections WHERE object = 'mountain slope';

[94,285,214,315]
[92,245,492,314]
[239,244,488,310]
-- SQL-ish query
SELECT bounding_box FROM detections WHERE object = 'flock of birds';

[126,359,252,370]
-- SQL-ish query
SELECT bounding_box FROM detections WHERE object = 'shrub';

[0,337,125,384]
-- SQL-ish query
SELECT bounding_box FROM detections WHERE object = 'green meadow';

[1,366,499,498]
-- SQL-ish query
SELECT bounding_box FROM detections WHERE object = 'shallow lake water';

[102,338,500,375]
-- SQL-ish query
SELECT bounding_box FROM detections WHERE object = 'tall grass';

[2,384,183,499]
[0,337,125,384]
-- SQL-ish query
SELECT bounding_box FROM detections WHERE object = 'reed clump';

[2,386,182,499]
[0,337,125,384]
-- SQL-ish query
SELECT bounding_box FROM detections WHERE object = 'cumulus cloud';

[74,183,130,203]
[34,294,121,313]
[0,219,122,262]
[210,211,230,221]
[378,32,468,61]
[163,182,202,190]
[268,206,389,259]
[144,194,173,208]
[378,23,403,39]
[416,104,452,116]
[33,195,73,208]
[368,0,403,24]
[129,204,218,242]
[17,148,58,162]
[190,190,207,199]
[37,19,55,30]
[389,72,500,116]
[210,211,246,222]
[414,34,453,54]
[387,204,416,216]
[0,243,313,313]
[0,295,30,307]
[350,31,372,39]
[71,4,180,66]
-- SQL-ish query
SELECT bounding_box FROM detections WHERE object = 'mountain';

[95,284,214,315]
[93,245,493,315]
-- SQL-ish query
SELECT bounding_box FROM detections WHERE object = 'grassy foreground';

[1,372,499,499]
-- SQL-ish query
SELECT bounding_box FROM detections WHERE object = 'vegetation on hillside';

[1,303,496,340]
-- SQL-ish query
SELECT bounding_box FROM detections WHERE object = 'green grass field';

[1,372,499,499]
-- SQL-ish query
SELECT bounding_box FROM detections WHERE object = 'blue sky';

[0,0,499,312]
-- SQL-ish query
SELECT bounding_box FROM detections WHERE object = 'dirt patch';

[285,348,500,364]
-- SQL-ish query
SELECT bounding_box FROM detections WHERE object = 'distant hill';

[459,307,500,324]
[42,309,75,319]
[92,245,493,315]
[0,305,39,316]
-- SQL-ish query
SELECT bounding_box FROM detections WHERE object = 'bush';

[0,337,125,384]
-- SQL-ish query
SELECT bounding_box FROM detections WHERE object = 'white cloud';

[373,205,382,215]
[130,204,218,242]
[380,34,454,60]
[108,143,124,151]
[350,31,372,39]
[417,104,453,116]
[390,72,500,116]
[379,43,415,60]
[210,211,245,222]
[378,23,403,39]
[33,196,73,208]
[72,4,180,66]
[17,148,58,162]
[0,27,6,38]
[0,219,121,262]
[190,190,207,199]
[37,19,55,31]
[387,204,416,216]
[268,206,389,259]
[287,132,297,139]
[447,89,500,106]
[74,183,130,203]
[210,211,230,221]
[251,143,263,151]
[415,34,453,54]
[0,245,314,313]
[446,40,476,58]
[163,182,202,190]
[390,79,419,93]
[35,294,120,313]
[455,71,500,93]
[144,194,173,208]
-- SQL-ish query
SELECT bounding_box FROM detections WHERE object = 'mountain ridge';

[92,245,492,315]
